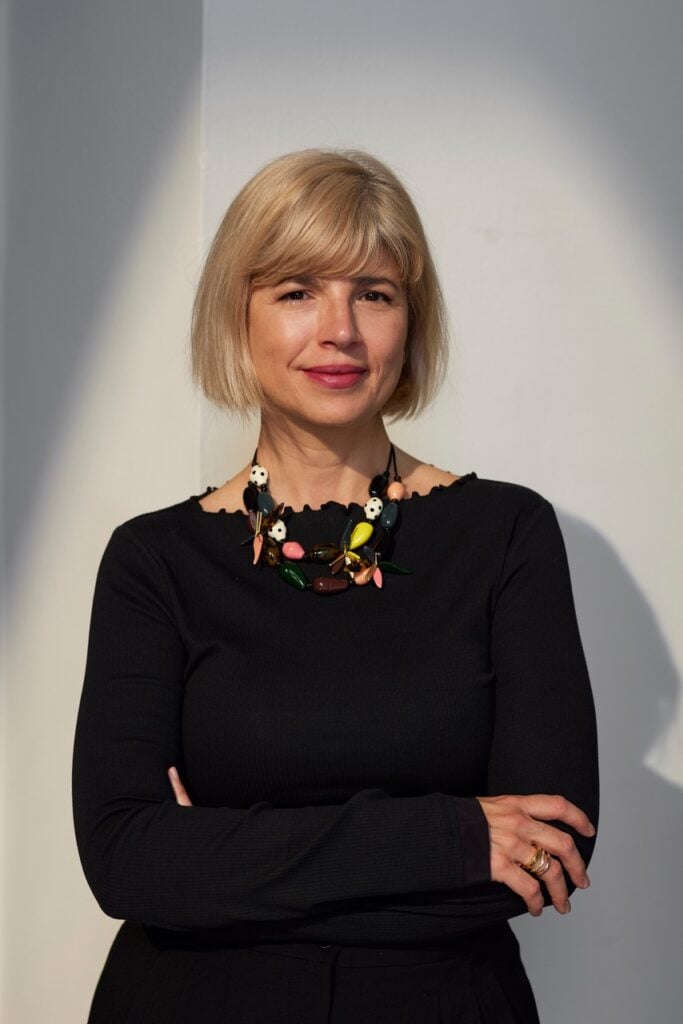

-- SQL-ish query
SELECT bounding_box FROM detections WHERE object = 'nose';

[318,294,359,345]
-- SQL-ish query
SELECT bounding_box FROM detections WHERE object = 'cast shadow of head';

[512,507,682,1023]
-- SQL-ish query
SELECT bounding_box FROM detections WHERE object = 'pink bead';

[373,565,383,589]
[353,565,373,586]
[387,481,406,500]
[282,541,306,560]
[252,533,263,565]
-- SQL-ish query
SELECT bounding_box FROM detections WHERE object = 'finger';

[492,852,544,917]
[168,766,193,806]
[519,794,596,837]
[536,855,571,913]
[517,821,589,889]
[508,840,570,914]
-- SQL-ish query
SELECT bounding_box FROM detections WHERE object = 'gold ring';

[521,844,552,877]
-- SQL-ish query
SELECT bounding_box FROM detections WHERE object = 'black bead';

[369,472,389,497]
[242,485,258,511]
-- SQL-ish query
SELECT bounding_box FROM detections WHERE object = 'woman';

[72,149,599,1023]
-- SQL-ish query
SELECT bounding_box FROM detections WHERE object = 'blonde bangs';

[248,177,423,289]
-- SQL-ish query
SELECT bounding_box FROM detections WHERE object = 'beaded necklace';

[241,442,413,594]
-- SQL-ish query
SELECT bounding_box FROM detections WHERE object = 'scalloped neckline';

[187,471,478,518]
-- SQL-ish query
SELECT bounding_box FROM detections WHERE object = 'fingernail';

[169,766,178,779]
[583,875,591,888]
[565,900,571,913]
[587,824,596,836]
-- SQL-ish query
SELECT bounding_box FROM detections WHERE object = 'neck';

[253,413,397,511]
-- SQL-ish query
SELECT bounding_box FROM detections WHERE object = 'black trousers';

[87,919,540,1023]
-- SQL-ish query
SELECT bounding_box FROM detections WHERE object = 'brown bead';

[264,544,280,566]
[312,576,349,594]
[329,552,346,574]
[306,544,341,563]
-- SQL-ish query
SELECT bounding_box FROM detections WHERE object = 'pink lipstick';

[302,365,368,389]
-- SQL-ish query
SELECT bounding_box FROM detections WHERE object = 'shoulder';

[104,492,196,555]
[399,453,549,512]
[410,459,550,510]
[468,474,550,510]
[462,474,555,537]
[427,471,560,556]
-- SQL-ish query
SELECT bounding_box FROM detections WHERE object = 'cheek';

[249,309,310,368]
[373,318,408,371]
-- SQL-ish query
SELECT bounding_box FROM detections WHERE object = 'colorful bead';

[268,519,287,542]
[252,533,264,565]
[373,565,383,589]
[363,496,383,520]
[387,481,406,500]
[379,500,399,531]
[243,485,258,511]
[369,472,389,496]
[249,464,268,487]
[329,552,346,574]
[257,491,275,514]
[349,521,374,550]
[264,544,280,567]
[282,541,305,560]
[364,524,389,559]
[378,560,412,575]
[278,560,309,590]
[312,577,349,594]
[353,563,376,586]
[339,517,354,549]
[306,544,341,563]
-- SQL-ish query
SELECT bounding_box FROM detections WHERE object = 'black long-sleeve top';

[71,472,599,946]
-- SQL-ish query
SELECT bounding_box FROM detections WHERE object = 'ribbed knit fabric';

[72,472,599,948]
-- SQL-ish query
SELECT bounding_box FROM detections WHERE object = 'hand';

[168,766,193,806]
[475,794,595,917]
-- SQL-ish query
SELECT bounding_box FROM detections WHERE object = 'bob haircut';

[191,148,449,423]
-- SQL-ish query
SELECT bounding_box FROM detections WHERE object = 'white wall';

[1,1,681,1021]
[0,2,203,1021]
[201,1,682,1021]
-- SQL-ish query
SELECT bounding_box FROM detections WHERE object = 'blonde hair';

[191,149,449,423]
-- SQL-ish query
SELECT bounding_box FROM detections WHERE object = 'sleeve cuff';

[448,797,491,885]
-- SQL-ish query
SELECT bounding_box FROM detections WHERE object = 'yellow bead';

[349,521,374,550]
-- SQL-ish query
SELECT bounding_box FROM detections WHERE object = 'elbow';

[74,827,127,921]
[73,801,159,923]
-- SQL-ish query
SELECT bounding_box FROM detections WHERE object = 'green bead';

[378,560,413,575]
[339,517,354,549]
[379,500,399,530]
[278,560,309,590]
[349,521,374,550]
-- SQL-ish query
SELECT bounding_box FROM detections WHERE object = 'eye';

[360,290,391,303]
[279,289,308,302]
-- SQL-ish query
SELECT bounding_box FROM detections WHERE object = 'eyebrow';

[276,274,400,289]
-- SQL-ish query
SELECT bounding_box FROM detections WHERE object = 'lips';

[301,365,368,389]
[304,365,367,373]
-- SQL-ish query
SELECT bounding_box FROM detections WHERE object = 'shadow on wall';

[513,509,682,1024]
[2,0,201,592]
